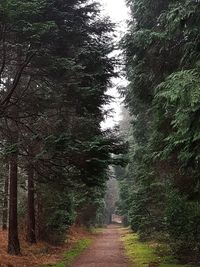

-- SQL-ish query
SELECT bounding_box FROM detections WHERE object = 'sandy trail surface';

[70,224,130,267]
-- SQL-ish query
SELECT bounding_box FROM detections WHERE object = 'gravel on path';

[70,224,130,267]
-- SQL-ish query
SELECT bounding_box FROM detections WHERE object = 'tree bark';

[2,163,9,230]
[36,189,44,241]
[8,151,21,255]
[7,40,22,255]
[27,164,36,243]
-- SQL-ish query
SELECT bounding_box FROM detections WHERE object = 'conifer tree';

[0,0,120,253]
[121,0,200,261]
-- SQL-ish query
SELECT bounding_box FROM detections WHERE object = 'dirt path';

[70,224,130,267]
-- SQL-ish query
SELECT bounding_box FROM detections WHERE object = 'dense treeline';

[0,0,123,255]
[119,0,200,263]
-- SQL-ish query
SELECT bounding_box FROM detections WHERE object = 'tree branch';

[1,52,36,107]
[0,25,6,81]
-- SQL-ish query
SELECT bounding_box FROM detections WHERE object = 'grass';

[41,238,92,267]
[122,232,195,267]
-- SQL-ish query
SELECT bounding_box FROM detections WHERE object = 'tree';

[120,0,200,262]
[0,0,120,253]
[2,160,9,230]
[27,158,36,244]
[8,119,20,254]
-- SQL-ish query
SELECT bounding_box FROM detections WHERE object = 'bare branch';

[0,25,7,81]
[1,52,36,107]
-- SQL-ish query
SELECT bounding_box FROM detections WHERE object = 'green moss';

[63,239,92,265]
[41,238,92,267]
[123,233,194,267]
[123,234,157,266]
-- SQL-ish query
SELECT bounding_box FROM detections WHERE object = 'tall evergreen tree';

[0,0,121,254]
[120,0,200,261]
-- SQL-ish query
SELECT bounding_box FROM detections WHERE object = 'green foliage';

[123,232,194,267]
[35,182,76,244]
[119,0,200,264]
[154,69,200,167]
[0,0,120,245]
[166,189,200,259]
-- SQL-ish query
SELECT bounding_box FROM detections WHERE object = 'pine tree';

[0,0,120,252]
[121,0,200,261]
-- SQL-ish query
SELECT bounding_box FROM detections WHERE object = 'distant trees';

[104,176,119,224]
[0,0,120,255]
[119,0,200,263]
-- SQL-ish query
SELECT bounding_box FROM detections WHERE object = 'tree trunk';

[27,164,36,243]
[7,43,22,255]
[8,152,20,255]
[36,190,44,240]
[2,163,9,230]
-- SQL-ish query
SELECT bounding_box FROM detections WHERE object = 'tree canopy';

[118,0,200,263]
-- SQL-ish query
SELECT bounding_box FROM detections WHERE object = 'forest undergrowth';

[122,229,195,267]
[0,226,95,267]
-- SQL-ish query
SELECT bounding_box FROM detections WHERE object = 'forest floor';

[0,226,95,267]
[1,225,194,267]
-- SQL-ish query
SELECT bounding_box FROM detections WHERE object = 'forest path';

[70,224,130,267]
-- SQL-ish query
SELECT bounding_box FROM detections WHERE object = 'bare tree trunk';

[2,163,9,230]
[8,150,20,255]
[7,41,22,255]
[36,189,44,241]
[27,163,36,243]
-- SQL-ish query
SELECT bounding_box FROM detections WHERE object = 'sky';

[101,0,128,26]
[100,0,129,129]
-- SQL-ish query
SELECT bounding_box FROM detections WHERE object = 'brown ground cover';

[0,226,92,267]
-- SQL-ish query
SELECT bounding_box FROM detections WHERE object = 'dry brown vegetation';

[0,226,93,267]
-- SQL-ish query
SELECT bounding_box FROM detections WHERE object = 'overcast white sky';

[101,0,128,26]
[100,0,129,129]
